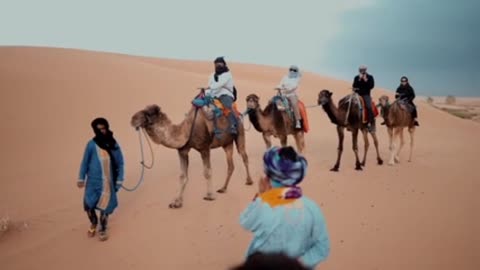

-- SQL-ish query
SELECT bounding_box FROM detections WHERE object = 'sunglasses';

[401,80,407,83]
[290,69,298,72]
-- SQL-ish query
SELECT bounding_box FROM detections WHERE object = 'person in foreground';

[78,117,124,241]
[275,65,303,129]
[353,64,376,131]
[395,76,419,126]
[230,252,309,270]
[239,146,330,270]
[204,56,239,135]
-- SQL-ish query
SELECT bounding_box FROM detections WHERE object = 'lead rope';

[121,128,154,192]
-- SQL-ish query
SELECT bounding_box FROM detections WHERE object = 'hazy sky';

[1,0,478,96]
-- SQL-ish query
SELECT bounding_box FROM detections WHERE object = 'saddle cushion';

[298,100,309,133]
[359,96,379,124]
[192,95,240,118]
[213,99,241,117]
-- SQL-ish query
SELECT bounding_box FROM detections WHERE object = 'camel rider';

[395,76,419,126]
[275,65,302,129]
[353,65,375,130]
[204,57,238,135]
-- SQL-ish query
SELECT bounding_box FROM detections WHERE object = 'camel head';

[318,89,333,106]
[131,104,168,130]
[378,95,390,108]
[246,94,260,110]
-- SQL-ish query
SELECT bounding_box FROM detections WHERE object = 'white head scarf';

[288,65,301,79]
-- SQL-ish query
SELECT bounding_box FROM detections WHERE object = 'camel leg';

[218,143,235,193]
[360,129,369,167]
[280,135,288,147]
[370,131,384,165]
[200,149,215,201]
[294,132,305,154]
[395,128,405,163]
[235,135,253,185]
[169,148,190,209]
[331,126,345,172]
[352,129,362,170]
[388,128,396,166]
[263,133,272,149]
[408,127,415,162]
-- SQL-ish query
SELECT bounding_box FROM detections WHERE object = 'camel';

[378,95,416,165]
[131,101,253,209]
[245,93,305,154]
[317,89,383,171]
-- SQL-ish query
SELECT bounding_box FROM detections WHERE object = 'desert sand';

[0,47,479,270]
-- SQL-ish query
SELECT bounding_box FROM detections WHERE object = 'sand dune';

[0,47,479,270]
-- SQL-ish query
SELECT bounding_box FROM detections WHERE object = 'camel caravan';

[129,60,419,208]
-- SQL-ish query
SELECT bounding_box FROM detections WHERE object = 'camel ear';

[327,91,333,97]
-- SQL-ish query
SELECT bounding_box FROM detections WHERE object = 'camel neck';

[322,101,341,125]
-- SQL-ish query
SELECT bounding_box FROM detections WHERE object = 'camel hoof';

[388,161,394,166]
[330,167,339,172]
[360,162,366,167]
[394,157,400,163]
[355,166,363,171]
[168,199,183,209]
[378,159,384,165]
[217,188,227,194]
[408,159,412,163]
[245,178,254,186]
[203,194,216,201]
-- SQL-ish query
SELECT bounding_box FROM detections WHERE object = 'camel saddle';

[192,94,240,120]
[270,95,310,133]
[358,95,379,124]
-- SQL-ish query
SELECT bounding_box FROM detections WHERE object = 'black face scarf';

[214,65,230,82]
[91,118,119,181]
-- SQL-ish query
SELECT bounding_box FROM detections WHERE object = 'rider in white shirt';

[276,65,302,129]
[205,57,238,135]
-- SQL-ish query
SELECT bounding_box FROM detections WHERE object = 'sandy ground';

[0,47,479,270]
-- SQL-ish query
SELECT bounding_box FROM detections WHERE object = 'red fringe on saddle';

[360,97,379,124]
[213,99,241,117]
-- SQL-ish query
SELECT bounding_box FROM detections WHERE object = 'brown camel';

[317,89,383,171]
[131,103,253,209]
[378,95,416,165]
[245,94,305,153]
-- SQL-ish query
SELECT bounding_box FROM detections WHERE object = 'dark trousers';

[218,95,238,128]
[85,202,108,231]
[362,95,375,124]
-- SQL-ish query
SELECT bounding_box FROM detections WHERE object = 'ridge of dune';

[0,47,479,270]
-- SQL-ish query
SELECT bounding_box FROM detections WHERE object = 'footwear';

[87,224,96,238]
[98,230,109,241]
[380,121,386,125]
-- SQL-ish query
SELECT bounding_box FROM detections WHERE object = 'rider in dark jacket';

[395,76,419,126]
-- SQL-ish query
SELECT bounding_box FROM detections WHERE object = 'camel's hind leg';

[235,133,253,185]
[388,128,397,166]
[294,132,305,154]
[360,129,370,167]
[200,149,215,201]
[352,128,362,170]
[170,148,190,209]
[370,131,384,165]
[218,143,235,193]
[262,133,272,149]
[331,126,345,172]
[408,127,415,162]
[395,128,405,163]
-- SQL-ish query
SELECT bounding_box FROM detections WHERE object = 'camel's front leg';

[170,148,190,209]
[360,129,369,167]
[370,131,384,165]
[235,135,253,185]
[218,144,235,193]
[331,126,345,172]
[262,133,272,149]
[294,132,305,154]
[388,128,396,166]
[408,127,415,162]
[352,129,362,170]
[200,149,215,201]
[395,128,405,163]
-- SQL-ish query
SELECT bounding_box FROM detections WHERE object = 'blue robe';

[78,140,124,215]
[240,188,330,269]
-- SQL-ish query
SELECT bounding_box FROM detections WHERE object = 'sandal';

[87,225,96,238]
[98,230,109,241]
